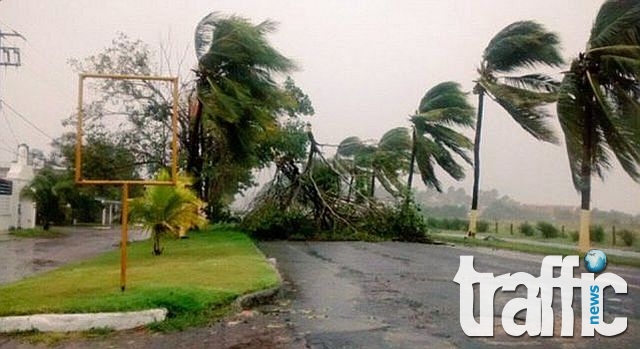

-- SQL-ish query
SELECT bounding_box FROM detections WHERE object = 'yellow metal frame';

[75,73,180,291]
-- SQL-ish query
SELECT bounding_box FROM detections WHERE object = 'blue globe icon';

[584,249,607,273]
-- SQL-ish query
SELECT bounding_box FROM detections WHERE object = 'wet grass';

[9,228,66,239]
[433,234,640,268]
[0,227,279,330]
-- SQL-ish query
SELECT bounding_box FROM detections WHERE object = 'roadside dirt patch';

[0,298,304,349]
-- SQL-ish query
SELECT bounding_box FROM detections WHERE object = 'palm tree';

[336,136,372,201]
[336,128,411,199]
[468,21,564,237]
[129,170,207,255]
[190,13,296,218]
[557,0,640,252]
[408,82,475,193]
[374,127,412,197]
[21,166,67,230]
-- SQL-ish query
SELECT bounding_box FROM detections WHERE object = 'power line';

[0,98,54,141]
[0,19,24,39]
[0,117,17,150]
[0,144,17,156]
[0,105,19,145]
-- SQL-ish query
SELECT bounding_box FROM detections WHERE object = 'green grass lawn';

[0,226,279,330]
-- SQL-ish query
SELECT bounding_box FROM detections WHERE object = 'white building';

[0,144,36,231]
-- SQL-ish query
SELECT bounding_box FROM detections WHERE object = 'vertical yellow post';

[171,77,179,184]
[75,75,85,183]
[468,210,478,238]
[120,183,129,291]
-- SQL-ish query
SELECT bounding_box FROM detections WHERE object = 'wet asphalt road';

[260,241,640,349]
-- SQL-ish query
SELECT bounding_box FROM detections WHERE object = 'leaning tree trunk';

[468,85,485,238]
[370,172,376,198]
[346,173,354,203]
[187,97,205,200]
[407,128,417,192]
[578,106,594,253]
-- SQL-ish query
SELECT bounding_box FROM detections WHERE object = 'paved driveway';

[260,241,639,348]
[0,227,149,285]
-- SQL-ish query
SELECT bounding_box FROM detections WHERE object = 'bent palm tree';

[190,13,296,217]
[129,170,207,255]
[374,127,412,197]
[557,0,640,252]
[408,82,475,193]
[469,21,564,237]
[336,136,371,200]
[336,128,411,199]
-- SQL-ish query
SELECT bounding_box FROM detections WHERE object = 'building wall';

[0,144,36,231]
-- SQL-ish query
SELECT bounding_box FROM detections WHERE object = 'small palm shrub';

[129,170,207,255]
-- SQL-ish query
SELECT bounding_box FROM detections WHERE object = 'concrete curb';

[0,308,167,333]
[232,257,283,312]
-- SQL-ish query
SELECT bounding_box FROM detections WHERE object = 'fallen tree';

[241,130,431,243]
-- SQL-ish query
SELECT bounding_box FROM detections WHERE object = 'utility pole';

[0,29,25,67]
[0,28,25,123]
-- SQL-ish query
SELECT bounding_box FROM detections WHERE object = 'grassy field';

[0,226,279,330]
[432,233,640,268]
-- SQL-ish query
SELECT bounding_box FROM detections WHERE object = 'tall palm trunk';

[468,85,485,238]
[579,104,594,253]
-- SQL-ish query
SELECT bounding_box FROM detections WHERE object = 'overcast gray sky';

[1,0,638,214]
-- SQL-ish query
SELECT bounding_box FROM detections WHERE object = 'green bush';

[618,229,636,247]
[519,222,535,236]
[477,220,490,233]
[426,217,439,229]
[536,221,560,239]
[570,230,579,242]
[590,225,605,243]
[241,204,315,240]
[424,217,468,231]
[366,202,430,243]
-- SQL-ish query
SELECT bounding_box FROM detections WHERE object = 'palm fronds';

[483,21,563,73]
[558,0,640,190]
[129,170,206,255]
[409,81,475,192]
